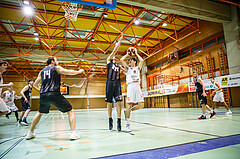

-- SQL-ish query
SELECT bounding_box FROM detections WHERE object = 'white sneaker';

[225,110,232,115]
[69,132,80,140]
[26,131,36,140]
[21,121,29,126]
[126,124,131,132]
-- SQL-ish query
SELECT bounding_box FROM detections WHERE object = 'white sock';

[202,114,206,116]
[126,118,130,124]
[71,131,76,134]
[30,131,34,133]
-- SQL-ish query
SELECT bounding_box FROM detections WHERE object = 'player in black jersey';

[106,34,123,131]
[26,57,84,140]
[18,79,34,126]
[193,71,215,119]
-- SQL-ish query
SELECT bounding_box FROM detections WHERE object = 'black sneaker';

[6,114,9,119]
[210,111,216,118]
[109,118,113,130]
[198,115,206,120]
[117,118,121,132]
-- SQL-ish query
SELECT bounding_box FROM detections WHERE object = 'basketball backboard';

[60,0,117,9]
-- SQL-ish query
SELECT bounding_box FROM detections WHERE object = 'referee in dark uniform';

[106,34,123,131]
[193,71,215,119]
[26,57,84,140]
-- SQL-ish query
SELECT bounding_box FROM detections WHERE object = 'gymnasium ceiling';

[0,0,234,79]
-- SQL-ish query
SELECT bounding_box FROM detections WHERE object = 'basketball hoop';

[61,2,83,21]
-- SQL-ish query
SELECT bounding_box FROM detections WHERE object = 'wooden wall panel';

[230,87,240,107]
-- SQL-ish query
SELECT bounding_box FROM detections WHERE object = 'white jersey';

[126,67,140,85]
[3,90,15,106]
[3,90,18,111]
[213,82,222,93]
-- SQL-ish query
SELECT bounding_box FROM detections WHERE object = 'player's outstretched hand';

[78,69,85,74]
[8,82,14,86]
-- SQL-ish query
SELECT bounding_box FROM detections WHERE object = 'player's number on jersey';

[43,70,51,79]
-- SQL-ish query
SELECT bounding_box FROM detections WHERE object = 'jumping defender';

[193,71,216,119]
[120,47,144,132]
[26,57,84,140]
[106,34,123,131]
[210,78,232,115]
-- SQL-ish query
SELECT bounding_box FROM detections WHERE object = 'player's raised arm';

[120,51,129,69]
[135,49,144,70]
[0,82,13,88]
[107,33,123,64]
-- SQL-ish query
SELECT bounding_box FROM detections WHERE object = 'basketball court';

[0,0,240,158]
[1,108,240,158]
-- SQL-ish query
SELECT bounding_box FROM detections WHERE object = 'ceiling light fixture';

[103,13,108,17]
[35,37,39,41]
[23,0,30,5]
[134,19,140,25]
[91,38,95,41]
[33,32,39,36]
[23,5,33,15]
[162,23,167,27]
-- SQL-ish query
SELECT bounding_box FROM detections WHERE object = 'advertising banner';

[147,73,240,97]
[147,88,163,97]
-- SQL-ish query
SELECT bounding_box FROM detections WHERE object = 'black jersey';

[40,65,61,94]
[21,84,32,100]
[194,77,203,92]
[107,62,120,80]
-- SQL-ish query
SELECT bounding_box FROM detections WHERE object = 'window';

[139,11,167,26]
[191,44,202,54]
[203,38,217,49]
[142,12,158,20]
[180,50,190,59]
[156,62,162,68]
[68,28,91,39]
[11,21,30,30]
[150,66,155,71]
[218,35,225,43]
[162,59,168,66]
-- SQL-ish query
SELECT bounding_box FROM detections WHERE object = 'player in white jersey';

[210,78,232,115]
[120,47,144,132]
[0,60,14,116]
[2,86,19,121]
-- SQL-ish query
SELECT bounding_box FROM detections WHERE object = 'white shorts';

[6,103,18,112]
[213,92,224,102]
[0,98,9,112]
[127,83,144,104]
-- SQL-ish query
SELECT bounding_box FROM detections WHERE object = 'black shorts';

[39,92,72,113]
[105,79,122,103]
[197,91,207,105]
[21,97,31,111]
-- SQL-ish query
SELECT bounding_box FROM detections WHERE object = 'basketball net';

[61,2,83,21]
